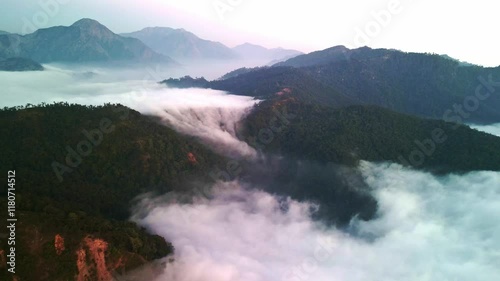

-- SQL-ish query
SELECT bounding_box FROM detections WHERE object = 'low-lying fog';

[2,65,500,281]
[133,162,500,281]
[471,124,500,137]
[1,65,260,157]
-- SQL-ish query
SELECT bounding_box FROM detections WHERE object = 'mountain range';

[0,18,303,68]
[232,42,303,62]
[121,27,237,60]
[121,28,302,63]
[169,46,500,124]
[0,19,174,64]
[275,46,500,123]
[2,17,500,281]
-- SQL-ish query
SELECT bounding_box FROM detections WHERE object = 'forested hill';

[162,67,359,108]
[170,46,500,124]
[0,57,44,71]
[241,98,500,174]
[0,103,226,280]
[275,46,500,124]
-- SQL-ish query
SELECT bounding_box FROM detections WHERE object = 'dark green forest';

[177,46,500,124]
[0,103,226,280]
[241,99,500,174]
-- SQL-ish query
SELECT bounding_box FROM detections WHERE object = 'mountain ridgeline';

[275,46,500,124]
[0,19,175,64]
[160,46,500,174]
[2,21,500,280]
[122,27,302,63]
[121,27,238,61]
[232,42,303,62]
[170,46,500,125]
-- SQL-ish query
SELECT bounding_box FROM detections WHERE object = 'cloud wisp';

[471,123,500,137]
[0,65,259,158]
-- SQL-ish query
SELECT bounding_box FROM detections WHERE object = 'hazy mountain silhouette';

[0,57,43,71]
[0,19,176,63]
[233,42,303,62]
[122,27,237,61]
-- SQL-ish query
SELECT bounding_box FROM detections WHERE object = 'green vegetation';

[0,209,172,281]
[218,66,266,80]
[277,46,500,124]
[210,66,357,106]
[161,76,209,88]
[0,103,226,280]
[242,99,500,174]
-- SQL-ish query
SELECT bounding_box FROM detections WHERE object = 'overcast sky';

[1,0,499,66]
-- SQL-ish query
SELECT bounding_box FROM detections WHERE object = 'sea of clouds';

[134,162,500,281]
[2,65,500,281]
[471,124,500,137]
[1,65,259,157]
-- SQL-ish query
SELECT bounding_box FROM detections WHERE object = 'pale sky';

[1,0,499,66]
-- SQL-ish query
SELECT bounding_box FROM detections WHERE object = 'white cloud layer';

[0,65,259,157]
[135,162,500,281]
[471,123,500,137]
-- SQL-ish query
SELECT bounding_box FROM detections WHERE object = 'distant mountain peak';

[0,19,175,63]
[238,42,262,47]
[233,43,303,62]
[330,45,349,50]
[121,27,238,61]
[140,26,174,32]
[70,18,114,38]
[71,18,104,28]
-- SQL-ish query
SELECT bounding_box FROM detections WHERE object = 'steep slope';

[121,27,237,60]
[0,19,175,63]
[0,103,225,219]
[0,33,23,59]
[0,211,172,281]
[0,103,227,280]
[276,46,500,123]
